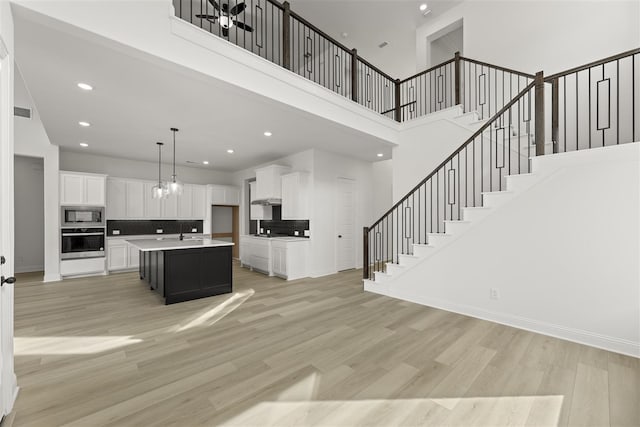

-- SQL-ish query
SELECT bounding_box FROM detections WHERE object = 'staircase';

[363,48,639,288]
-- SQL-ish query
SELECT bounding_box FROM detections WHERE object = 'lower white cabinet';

[240,236,309,280]
[107,239,139,271]
[60,257,106,277]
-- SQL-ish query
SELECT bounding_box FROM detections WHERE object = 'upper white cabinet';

[107,177,206,220]
[255,165,290,200]
[60,172,106,206]
[281,172,310,220]
[210,185,240,206]
[249,181,272,220]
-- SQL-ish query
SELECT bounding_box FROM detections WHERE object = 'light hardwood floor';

[8,264,639,426]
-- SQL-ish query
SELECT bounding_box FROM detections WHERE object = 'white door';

[335,178,356,271]
[0,40,17,417]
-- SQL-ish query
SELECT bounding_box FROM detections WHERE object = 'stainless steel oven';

[61,206,105,228]
[61,228,105,260]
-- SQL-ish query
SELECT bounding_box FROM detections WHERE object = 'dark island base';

[139,246,233,304]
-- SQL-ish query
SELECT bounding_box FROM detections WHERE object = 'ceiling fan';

[195,0,254,37]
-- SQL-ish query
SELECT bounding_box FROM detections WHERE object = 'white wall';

[371,142,640,357]
[429,25,463,66]
[13,155,43,273]
[59,150,233,185]
[371,159,393,219]
[393,107,474,202]
[417,1,640,75]
[13,66,59,282]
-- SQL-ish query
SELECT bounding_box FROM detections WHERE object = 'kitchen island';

[128,238,233,305]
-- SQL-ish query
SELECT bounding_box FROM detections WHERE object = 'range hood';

[251,198,282,206]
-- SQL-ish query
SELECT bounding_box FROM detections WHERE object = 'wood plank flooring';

[8,264,639,426]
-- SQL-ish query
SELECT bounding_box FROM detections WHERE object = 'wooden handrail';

[544,48,640,81]
[398,58,455,84]
[369,81,536,229]
[459,56,536,79]
[288,10,353,54]
[356,56,396,83]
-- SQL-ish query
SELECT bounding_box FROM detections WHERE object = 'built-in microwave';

[61,228,105,260]
[61,206,105,228]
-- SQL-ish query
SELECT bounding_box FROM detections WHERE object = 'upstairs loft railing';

[173,0,533,122]
[545,48,639,153]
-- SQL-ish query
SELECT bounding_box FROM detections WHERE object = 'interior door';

[0,41,17,418]
[335,178,356,271]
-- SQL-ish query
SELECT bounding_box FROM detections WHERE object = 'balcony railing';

[173,0,533,124]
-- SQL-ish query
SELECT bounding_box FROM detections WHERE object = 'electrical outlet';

[113,230,120,235]
[191,228,197,233]
[156,229,163,234]
[490,288,500,300]
[294,231,299,236]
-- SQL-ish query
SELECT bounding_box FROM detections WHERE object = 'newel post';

[351,49,358,102]
[363,227,369,280]
[534,71,545,156]
[282,1,291,70]
[454,51,461,106]
[394,79,401,122]
[551,78,559,153]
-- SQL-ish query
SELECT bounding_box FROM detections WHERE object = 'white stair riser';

[463,208,492,222]
[505,174,538,192]
[444,221,472,235]
[427,234,451,246]
[413,245,435,257]
[481,192,513,208]
[385,263,405,275]
[374,271,390,283]
[398,254,421,267]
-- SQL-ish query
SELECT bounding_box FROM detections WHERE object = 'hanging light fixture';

[152,142,168,199]
[168,127,183,196]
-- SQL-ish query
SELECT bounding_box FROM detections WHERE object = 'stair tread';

[443,220,471,224]
[481,191,514,196]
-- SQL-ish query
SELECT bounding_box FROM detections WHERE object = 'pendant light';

[152,142,168,199]
[168,127,183,196]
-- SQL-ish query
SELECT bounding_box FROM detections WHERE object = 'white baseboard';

[367,285,640,358]
[43,273,61,282]
[14,265,44,273]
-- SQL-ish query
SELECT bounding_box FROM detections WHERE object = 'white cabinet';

[106,178,127,218]
[143,182,162,218]
[107,239,139,271]
[107,242,128,270]
[281,172,310,220]
[161,192,178,218]
[241,236,309,280]
[255,165,290,200]
[210,185,240,206]
[271,240,309,280]
[192,185,206,218]
[249,181,272,220]
[126,181,145,218]
[60,172,106,206]
[178,185,193,218]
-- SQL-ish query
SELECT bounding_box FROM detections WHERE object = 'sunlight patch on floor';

[14,336,143,355]
[170,289,255,332]
[219,395,564,426]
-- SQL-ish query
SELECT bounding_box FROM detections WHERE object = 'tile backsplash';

[249,206,309,237]
[107,220,203,236]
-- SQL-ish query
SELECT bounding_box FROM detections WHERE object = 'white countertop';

[127,238,234,252]
[108,233,206,240]
[242,235,310,242]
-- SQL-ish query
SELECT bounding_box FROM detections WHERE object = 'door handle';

[1,276,16,287]
[338,235,342,238]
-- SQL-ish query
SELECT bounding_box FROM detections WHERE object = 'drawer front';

[250,255,270,272]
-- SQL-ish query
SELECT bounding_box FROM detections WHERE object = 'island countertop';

[127,238,235,252]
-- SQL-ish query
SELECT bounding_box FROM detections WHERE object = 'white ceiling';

[13,7,395,172]
[290,0,463,78]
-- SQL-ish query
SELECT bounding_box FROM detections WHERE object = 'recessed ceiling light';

[77,83,93,91]
[341,32,348,38]
[203,161,209,165]
[419,3,428,11]
[226,149,234,154]
[79,142,89,147]
[377,153,384,157]
[263,131,272,137]
[78,121,91,127]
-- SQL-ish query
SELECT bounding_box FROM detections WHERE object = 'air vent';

[378,41,389,48]
[14,106,31,119]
